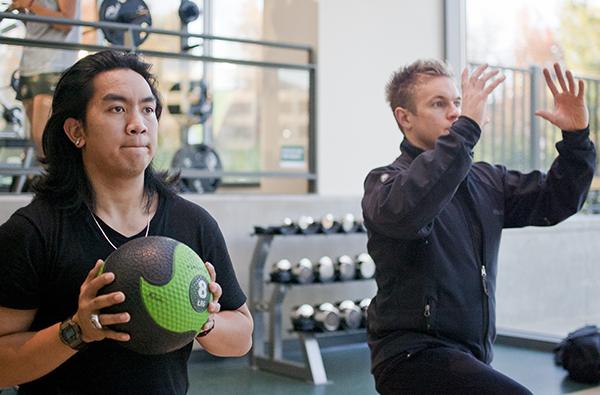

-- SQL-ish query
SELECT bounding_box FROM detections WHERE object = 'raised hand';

[535,63,588,132]
[461,64,506,127]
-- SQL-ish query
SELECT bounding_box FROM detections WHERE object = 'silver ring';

[90,313,102,330]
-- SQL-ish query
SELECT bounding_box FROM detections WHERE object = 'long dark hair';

[33,50,176,211]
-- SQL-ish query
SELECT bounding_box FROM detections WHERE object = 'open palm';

[535,63,589,132]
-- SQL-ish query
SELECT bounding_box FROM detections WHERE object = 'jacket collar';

[400,136,475,159]
[400,138,424,159]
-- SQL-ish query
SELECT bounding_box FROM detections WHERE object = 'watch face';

[60,319,86,350]
[63,324,77,341]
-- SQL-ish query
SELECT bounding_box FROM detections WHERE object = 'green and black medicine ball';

[99,236,212,355]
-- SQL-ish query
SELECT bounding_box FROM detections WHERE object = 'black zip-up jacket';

[362,116,596,372]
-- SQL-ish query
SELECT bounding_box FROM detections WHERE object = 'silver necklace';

[90,209,151,250]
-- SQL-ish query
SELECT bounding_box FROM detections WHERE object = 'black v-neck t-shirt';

[0,192,246,395]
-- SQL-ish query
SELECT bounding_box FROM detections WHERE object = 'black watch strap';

[59,318,88,351]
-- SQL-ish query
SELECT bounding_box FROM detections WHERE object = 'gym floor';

[187,342,600,395]
[3,342,599,394]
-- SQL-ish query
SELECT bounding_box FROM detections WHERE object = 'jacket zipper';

[424,302,431,331]
[481,265,489,296]
[481,261,490,360]
[458,183,490,361]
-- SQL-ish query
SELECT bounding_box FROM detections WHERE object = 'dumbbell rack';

[248,231,370,385]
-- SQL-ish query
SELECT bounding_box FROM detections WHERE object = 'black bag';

[554,325,600,383]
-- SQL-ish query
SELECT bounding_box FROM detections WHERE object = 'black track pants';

[373,346,533,395]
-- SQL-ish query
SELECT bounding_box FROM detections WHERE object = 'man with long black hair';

[0,50,253,394]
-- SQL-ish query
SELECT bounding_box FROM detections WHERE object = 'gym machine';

[98,0,222,193]
[0,0,318,193]
[0,67,31,193]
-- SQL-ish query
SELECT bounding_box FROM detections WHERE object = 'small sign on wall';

[280,145,305,168]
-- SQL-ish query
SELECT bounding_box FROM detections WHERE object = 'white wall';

[317,0,444,196]
[497,216,600,338]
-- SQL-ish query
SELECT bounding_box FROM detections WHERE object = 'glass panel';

[466,0,600,339]
[0,0,313,194]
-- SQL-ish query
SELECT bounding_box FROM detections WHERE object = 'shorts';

[16,71,62,101]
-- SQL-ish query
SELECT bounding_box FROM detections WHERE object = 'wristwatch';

[59,318,88,351]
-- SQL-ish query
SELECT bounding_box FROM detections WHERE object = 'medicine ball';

[99,236,212,355]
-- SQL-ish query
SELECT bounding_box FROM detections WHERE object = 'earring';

[75,138,81,147]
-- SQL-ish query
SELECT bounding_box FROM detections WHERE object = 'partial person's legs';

[17,72,61,159]
[22,98,33,135]
[374,346,533,395]
[30,93,52,158]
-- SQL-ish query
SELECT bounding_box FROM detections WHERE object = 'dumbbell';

[291,304,316,331]
[335,255,356,281]
[319,213,340,234]
[357,298,371,327]
[279,217,298,235]
[356,218,367,232]
[340,213,359,233]
[313,256,335,283]
[337,300,363,330]
[269,259,292,283]
[355,253,376,279]
[313,302,341,332]
[292,258,314,284]
[298,215,320,234]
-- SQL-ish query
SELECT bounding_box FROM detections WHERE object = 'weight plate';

[171,143,222,193]
[99,0,152,46]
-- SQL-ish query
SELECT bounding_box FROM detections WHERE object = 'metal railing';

[471,63,600,175]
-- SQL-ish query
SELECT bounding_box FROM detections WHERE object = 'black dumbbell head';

[314,302,340,332]
[270,259,292,283]
[279,217,298,235]
[320,213,340,234]
[292,258,314,284]
[335,255,356,281]
[337,300,362,329]
[314,256,335,282]
[356,218,366,232]
[358,298,371,326]
[341,213,356,233]
[291,304,316,331]
[297,215,314,230]
[356,253,376,279]
[358,298,371,311]
[298,215,319,234]
[291,304,315,319]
